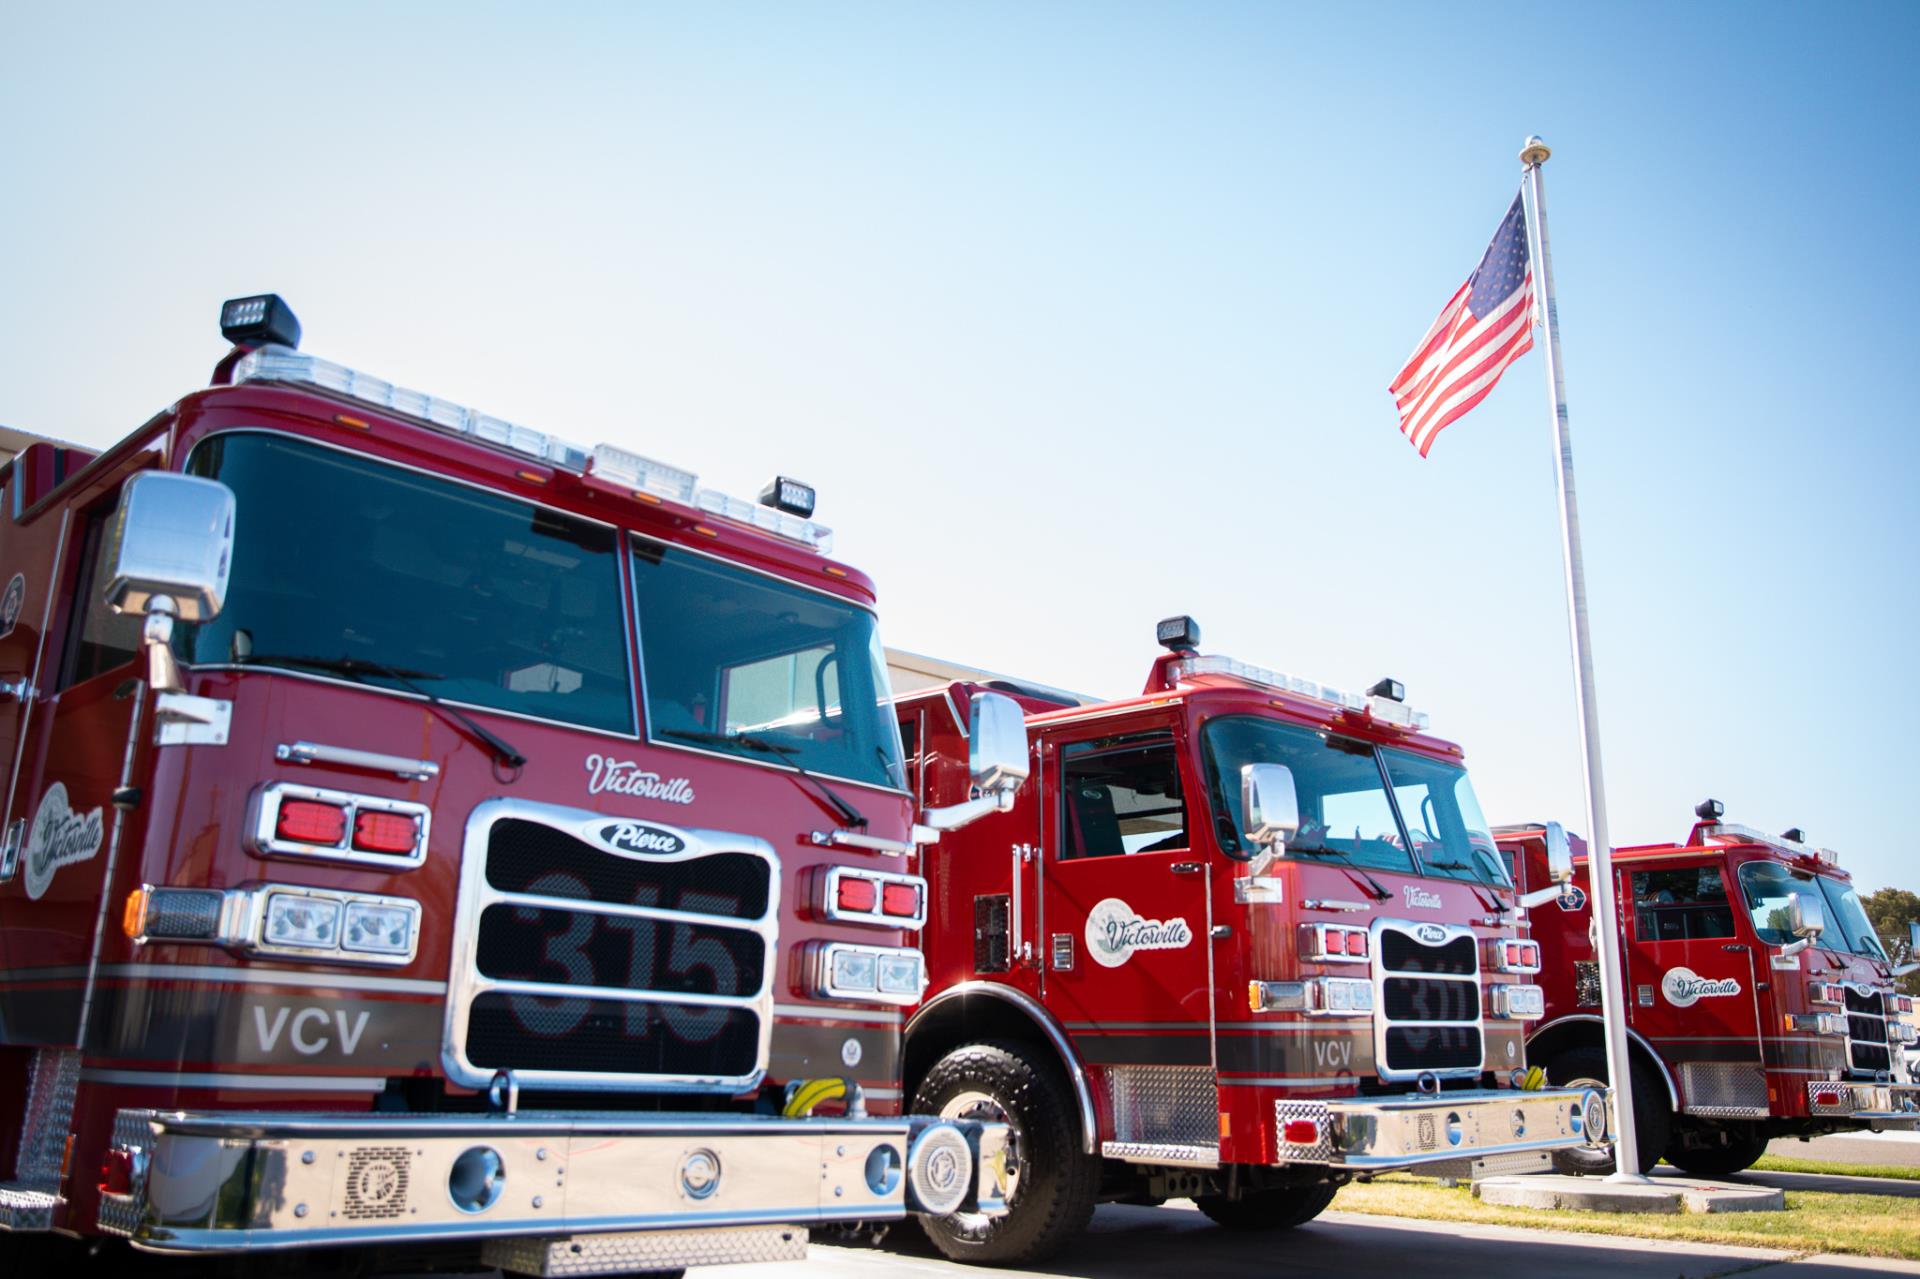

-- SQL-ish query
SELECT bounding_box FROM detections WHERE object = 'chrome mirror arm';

[918,790,1016,835]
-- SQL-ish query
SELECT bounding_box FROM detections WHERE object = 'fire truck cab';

[888,620,1606,1265]
[0,296,1013,1273]
[1501,806,1920,1177]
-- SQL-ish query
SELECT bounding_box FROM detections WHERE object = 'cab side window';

[60,501,141,688]
[1060,734,1187,859]
[1632,866,1734,942]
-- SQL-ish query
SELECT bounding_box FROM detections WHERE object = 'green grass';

[1330,1173,1920,1261]
[1750,1153,1920,1182]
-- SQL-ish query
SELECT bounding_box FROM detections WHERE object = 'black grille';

[463,817,773,1086]
[1378,925,1483,1076]
[1843,988,1891,1074]
[465,993,759,1077]
[1381,931,1477,976]
[485,818,769,918]
[974,895,1010,973]
[477,905,765,995]
[1384,976,1480,1022]
[1385,1025,1481,1070]
[1574,961,1603,1008]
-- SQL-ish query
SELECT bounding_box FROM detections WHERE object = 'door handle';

[1171,862,1203,875]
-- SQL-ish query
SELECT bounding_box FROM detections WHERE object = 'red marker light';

[1282,1119,1322,1145]
[881,882,922,918]
[1324,928,1347,956]
[836,877,878,913]
[353,810,420,855]
[1350,930,1369,958]
[276,799,347,845]
[98,1149,133,1196]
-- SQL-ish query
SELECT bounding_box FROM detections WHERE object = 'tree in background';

[1863,887,1920,997]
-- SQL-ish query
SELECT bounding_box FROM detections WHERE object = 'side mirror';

[1788,891,1826,940]
[1241,763,1299,850]
[104,473,236,693]
[1517,821,1579,908]
[1898,920,1920,978]
[968,691,1030,799]
[1776,890,1827,959]
[1544,821,1574,885]
[918,691,1031,837]
[1909,920,1920,953]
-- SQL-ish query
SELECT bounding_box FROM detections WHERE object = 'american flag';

[1390,192,1536,457]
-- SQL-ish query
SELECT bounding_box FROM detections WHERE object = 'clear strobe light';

[232,346,589,470]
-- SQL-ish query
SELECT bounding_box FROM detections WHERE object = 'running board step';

[0,1184,63,1232]
[1101,1141,1220,1168]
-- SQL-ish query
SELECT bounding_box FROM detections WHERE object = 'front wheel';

[1193,1183,1337,1231]
[911,1040,1098,1265]
[1545,1046,1669,1176]
[1665,1122,1769,1178]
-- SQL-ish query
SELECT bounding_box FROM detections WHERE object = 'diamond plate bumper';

[1276,1086,1606,1170]
[98,1108,1009,1255]
[1806,1080,1920,1127]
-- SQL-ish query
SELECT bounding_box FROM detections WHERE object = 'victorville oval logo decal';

[1084,898,1193,968]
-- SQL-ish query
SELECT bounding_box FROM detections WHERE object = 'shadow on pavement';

[1653,1165,1920,1199]
[869,1202,1796,1279]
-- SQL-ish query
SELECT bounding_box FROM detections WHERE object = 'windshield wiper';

[1425,859,1507,913]
[1301,842,1391,902]
[239,653,526,770]
[660,728,867,829]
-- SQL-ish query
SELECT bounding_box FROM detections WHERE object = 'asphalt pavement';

[1769,1129,1920,1168]
[686,1201,1920,1279]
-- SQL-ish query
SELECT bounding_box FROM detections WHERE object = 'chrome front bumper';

[98,1108,1008,1255]
[1807,1081,1920,1128]
[1278,1086,1607,1170]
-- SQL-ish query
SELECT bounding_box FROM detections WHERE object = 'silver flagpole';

[1518,135,1647,1183]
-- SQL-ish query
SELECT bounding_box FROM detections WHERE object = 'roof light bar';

[1701,822,1839,863]
[233,346,838,554]
[1174,656,1430,730]
[232,346,589,470]
[589,443,698,504]
[696,487,834,553]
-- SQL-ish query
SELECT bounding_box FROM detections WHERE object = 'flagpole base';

[1603,1171,1655,1185]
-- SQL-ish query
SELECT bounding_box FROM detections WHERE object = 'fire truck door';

[1625,863,1761,1066]
[0,488,146,1047]
[1041,729,1215,1101]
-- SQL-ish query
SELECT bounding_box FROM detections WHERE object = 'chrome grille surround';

[1371,918,1485,1081]
[1842,985,1892,1075]
[443,798,778,1094]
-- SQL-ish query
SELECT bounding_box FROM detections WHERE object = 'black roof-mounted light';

[220,294,301,350]
[1367,678,1405,702]
[1782,827,1805,844]
[1156,615,1201,653]
[758,476,816,518]
[1695,798,1724,820]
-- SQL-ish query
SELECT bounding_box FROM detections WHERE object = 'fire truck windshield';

[1738,860,1887,960]
[1203,716,1498,885]
[181,432,634,732]
[630,536,906,792]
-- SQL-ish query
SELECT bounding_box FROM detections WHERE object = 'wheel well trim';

[907,981,1098,1154]
[1530,1014,1680,1110]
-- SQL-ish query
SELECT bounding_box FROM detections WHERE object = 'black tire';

[911,1040,1098,1266]
[1665,1122,1769,1178]
[1545,1045,1669,1176]
[1193,1183,1337,1232]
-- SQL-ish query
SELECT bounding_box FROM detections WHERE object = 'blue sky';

[4,3,1916,892]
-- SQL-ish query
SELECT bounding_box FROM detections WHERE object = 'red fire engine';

[1500,805,1920,1177]
[0,296,1016,1272]
[886,620,1608,1265]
